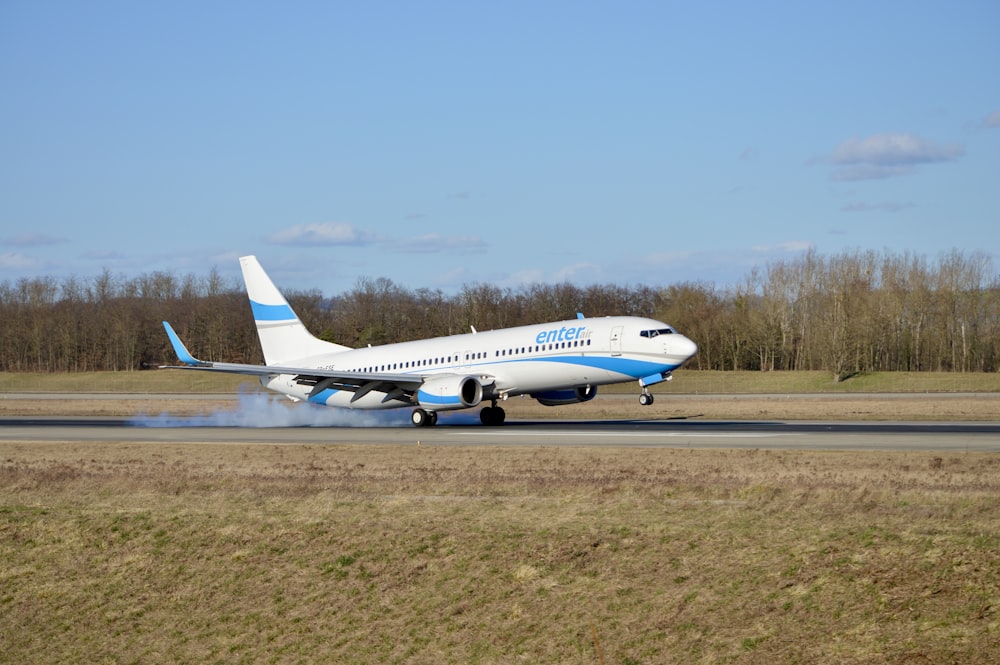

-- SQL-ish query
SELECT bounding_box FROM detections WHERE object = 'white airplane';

[162,255,698,426]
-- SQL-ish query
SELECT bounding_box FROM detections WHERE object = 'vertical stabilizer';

[239,256,350,365]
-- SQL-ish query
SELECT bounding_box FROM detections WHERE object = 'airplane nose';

[679,336,698,360]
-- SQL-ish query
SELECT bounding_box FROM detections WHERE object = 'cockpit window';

[640,328,674,338]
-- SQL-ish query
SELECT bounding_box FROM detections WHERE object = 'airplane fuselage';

[262,315,696,409]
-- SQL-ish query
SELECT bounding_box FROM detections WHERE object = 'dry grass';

[3,369,1000,395]
[2,442,998,664]
[2,370,999,421]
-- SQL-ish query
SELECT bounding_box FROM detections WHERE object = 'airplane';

[162,255,698,427]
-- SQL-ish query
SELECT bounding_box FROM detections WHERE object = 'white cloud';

[268,222,379,246]
[267,223,488,258]
[831,133,964,166]
[823,133,964,181]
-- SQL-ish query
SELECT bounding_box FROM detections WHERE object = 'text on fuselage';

[535,326,592,345]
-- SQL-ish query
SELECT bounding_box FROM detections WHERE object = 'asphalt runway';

[2,415,999,451]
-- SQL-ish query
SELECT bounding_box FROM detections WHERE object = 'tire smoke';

[131,390,413,428]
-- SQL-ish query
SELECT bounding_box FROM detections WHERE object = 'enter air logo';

[534,326,592,345]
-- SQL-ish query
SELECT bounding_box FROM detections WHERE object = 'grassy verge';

[651,370,1000,394]
[0,370,256,393]
[3,371,1000,420]
[2,442,997,664]
[2,370,1000,394]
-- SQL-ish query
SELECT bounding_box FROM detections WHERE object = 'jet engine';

[416,375,484,410]
[531,385,598,407]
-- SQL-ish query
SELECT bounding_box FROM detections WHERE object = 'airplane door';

[610,326,623,356]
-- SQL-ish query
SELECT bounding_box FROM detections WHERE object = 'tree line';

[1,249,997,378]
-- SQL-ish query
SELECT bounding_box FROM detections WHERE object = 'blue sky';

[2,1,998,295]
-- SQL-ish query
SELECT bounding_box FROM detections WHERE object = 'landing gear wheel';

[639,392,654,406]
[479,406,506,426]
[412,408,437,427]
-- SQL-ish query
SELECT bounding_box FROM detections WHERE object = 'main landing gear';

[479,404,506,426]
[411,408,438,427]
[410,402,507,427]
[410,406,506,427]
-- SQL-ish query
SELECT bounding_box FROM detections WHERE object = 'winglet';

[162,321,210,366]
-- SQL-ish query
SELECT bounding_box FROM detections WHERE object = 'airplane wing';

[161,321,425,403]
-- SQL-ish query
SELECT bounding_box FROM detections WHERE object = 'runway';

[2,416,999,451]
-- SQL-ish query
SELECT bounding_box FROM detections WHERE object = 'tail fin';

[239,255,350,365]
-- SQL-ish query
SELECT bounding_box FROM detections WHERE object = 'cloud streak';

[269,222,380,247]
[0,252,45,271]
[269,222,488,257]
[3,232,66,247]
[821,133,964,181]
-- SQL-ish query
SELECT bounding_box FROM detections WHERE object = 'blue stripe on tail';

[250,301,297,321]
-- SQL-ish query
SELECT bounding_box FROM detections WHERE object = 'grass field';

[2,443,998,664]
[2,371,999,663]
[4,369,1000,395]
[3,370,1000,421]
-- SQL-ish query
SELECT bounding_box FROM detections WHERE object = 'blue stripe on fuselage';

[307,388,339,404]
[523,355,676,378]
[417,389,462,406]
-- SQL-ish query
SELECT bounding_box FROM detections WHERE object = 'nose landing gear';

[638,371,671,406]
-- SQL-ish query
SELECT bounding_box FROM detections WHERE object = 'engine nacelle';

[417,375,484,411]
[531,385,598,407]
